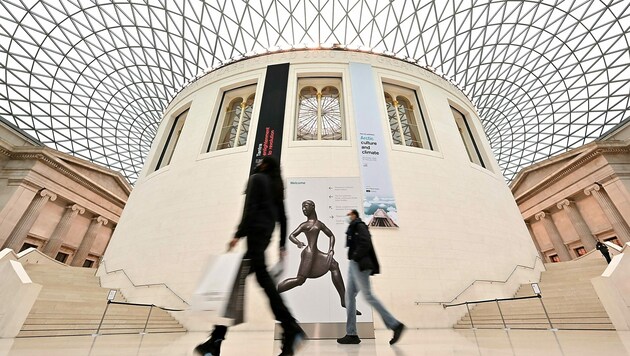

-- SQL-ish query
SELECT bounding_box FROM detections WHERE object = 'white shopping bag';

[191,252,247,315]
[269,259,285,285]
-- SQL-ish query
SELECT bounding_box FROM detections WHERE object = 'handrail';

[442,294,541,308]
[97,259,190,306]
[442,293,556,330]
[415,255,543,305]
[94,300,185,336]
[108,300,184,312]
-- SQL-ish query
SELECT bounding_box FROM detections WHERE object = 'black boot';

[194,325,227,356]
[279,322,307,356]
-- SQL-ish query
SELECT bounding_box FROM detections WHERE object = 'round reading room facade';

[99,49,541,329]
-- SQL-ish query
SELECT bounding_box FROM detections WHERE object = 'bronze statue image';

[278,200,360,315]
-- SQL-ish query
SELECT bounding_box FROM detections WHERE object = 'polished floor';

[2,329,630,356]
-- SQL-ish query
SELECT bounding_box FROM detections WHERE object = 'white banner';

[279,177,372,324]
[349,62,399,228]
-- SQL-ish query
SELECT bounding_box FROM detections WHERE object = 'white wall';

[99,50,541,331]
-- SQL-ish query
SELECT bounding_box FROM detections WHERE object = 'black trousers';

[244,233,296,328]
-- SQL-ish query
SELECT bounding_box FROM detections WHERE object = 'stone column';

[584,184,630,244]
[3,189,57,252]
[557,199,597,251]
[71,216,108,267]
[42,204,85,258]
[535,211,571,261]
[525,221,546,262]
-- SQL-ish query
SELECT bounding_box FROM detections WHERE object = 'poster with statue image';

[349,62,399,228]
[280,177,372,325]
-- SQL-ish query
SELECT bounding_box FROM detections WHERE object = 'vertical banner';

[249,63,290,173]
[280,177,372,329]
[349,63,400,228]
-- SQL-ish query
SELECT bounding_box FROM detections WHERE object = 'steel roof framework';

[1,0,629,182]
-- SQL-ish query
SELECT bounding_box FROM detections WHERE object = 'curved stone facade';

[100,50,540,329]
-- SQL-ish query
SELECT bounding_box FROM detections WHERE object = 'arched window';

[296,78,344,140]
[155,109,188,171]
[451,106,485,168]
[217,94,254,150]
[383,84,433,150]
[208,84,256,152]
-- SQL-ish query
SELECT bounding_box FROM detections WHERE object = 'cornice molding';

[4,147,127,207]
[514,143,630,204]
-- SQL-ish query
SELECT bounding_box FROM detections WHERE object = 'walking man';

[596,241,612,264]
[337,209,405,345]
[194,156,306,356]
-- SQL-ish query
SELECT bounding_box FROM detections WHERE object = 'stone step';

[454,323,614,330]
[454,258,612,330]
[19,262,186,337]
[24,312,176,321]
[17,327,185,338]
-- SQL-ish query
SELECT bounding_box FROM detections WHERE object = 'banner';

[280,177,372,325]
[349,62,399,228]
[249,63,290,173]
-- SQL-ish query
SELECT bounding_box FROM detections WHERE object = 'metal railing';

[94,300,184,336]
[443,294,557,330]
[97,259,190,306]
[415,256,543,306]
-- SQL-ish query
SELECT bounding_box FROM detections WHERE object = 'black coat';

[346,218,380,275]
[235,172,277,239]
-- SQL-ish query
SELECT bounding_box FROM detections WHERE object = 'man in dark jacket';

[195,156,305,356]
[337,209,405,345]
[596,241,612,264]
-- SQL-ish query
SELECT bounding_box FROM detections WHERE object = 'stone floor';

[2,328,630,355]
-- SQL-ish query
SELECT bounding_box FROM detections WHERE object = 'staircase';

[454,258,614,330]
[17,263,186,337]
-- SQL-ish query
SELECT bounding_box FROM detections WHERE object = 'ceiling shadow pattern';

[1,1,628,182]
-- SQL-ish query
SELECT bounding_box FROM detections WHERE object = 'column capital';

[40,189,57,201]
[69,204,86,215]
[584,183,601,196]
[95,216,109,226]
[535,211,548,221]
[557,199,574,210]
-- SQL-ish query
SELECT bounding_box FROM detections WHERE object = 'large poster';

[349,62,399,228]
[280,177,372,325]
[249,63,290,173]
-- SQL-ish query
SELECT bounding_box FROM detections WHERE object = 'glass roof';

[1,0,629,183]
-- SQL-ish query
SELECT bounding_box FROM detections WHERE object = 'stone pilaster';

[71,216,108,267]
[3,189,57,251]
[535,211,571,261]
[585,184,630,243]
[557,199,597,251]
[42,204,85,258]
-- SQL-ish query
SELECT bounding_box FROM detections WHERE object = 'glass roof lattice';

[1,0,629,183]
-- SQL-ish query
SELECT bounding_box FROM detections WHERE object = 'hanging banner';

[249,63,290,173]
[280,177,373,332]
[349,62,399,228]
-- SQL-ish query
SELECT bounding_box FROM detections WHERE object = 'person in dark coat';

[337,209,405,345]
[195,156,305,356]
[596,241,612,264]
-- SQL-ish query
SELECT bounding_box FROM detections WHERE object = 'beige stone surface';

[0,259,41,338]
[0,120,130,267]
[511,121,630,262]
[592,243,630,331]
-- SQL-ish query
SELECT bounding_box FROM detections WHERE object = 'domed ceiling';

[1,0,628,182]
